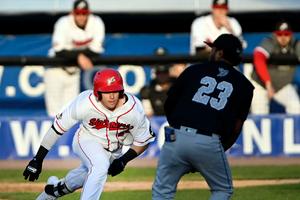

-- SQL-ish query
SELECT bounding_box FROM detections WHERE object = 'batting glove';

[108,158,125,177]
[23,157,43,181]
[108,148,138,177]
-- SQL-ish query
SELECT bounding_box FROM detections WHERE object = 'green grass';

[1,166,300,200]
[2,165,300,182]
[0,184,299,200]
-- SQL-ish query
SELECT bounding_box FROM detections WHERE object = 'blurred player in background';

[23,68,155,200]
[45,0,105,117]
[250,20,300,114]
[140,47,174,117]
[190,0,244,57]
[169,63,187,79]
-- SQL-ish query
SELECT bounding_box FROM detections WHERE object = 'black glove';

[108,158,125,177]
[23,157,43,181]
[23,146,48,182]
[108,148,138,177]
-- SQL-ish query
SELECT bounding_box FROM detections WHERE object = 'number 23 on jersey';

[192,76,233,110]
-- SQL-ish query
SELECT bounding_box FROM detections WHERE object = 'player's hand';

[77,53,93,70]
[108,158,125,177]
[265,81,275,99]
[219,16,233,33]
[23,158,43,181]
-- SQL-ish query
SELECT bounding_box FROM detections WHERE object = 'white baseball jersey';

[190,14,242,54]
[52,14,105,53]
[45,14,105,117]
[53,90,155,152]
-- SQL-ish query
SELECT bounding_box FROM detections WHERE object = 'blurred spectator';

[140,47,173,117]
[44,0,105,117]
[190,0,244,57]
[250,20,300,114]
[169,63,187,79]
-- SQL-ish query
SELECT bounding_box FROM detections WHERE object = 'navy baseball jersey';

[165,61,254,139]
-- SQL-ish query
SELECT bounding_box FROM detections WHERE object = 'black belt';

[174,125,213,137]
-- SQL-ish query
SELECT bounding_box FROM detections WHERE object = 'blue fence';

[1,115,300,159]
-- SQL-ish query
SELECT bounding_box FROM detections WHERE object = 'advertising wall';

[1,115,300,159]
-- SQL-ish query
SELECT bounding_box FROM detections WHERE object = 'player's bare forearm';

[130,144,149,156]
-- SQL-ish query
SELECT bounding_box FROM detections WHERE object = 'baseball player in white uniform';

[23,68,155,200]
[190,0,243,55]
[45,0,105,117]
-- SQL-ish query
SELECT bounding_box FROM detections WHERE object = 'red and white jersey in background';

[52,14,105,53]
[190,14,242,54]
[53,90,155,152]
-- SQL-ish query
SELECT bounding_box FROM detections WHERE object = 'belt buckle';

[165,126,176,142]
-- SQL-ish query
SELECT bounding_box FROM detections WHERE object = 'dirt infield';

[1,179,300,192]
[1,157,300,193]
[1,157,300,169]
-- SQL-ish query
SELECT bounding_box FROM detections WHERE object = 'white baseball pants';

[62,130,121,200]
[251,81,300,114]
[44,68,80,117]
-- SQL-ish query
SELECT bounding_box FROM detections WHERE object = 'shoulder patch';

[217,67,229,77]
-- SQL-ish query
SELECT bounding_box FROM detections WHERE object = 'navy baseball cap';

[212,0,228,9]
[73,0,90,15]
[204,34,242,56]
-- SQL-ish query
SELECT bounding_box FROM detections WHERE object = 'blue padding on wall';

[1,115,300,159]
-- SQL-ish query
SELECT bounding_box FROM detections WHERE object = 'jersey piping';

[88,93,111,150]
[115,94,136,148]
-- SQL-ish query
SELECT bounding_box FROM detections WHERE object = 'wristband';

[120,148,138,165]
[35,146,49,161]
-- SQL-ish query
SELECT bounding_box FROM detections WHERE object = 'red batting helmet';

[93,68,124,98]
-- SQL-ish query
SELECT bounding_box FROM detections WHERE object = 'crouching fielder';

[23,68,155,200]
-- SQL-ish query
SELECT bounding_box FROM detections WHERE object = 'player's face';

[73,12,89,28]
[275,33,292,47]
[100,92,120,111]
[212,8,228,20]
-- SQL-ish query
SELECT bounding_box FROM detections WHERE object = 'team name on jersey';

[88,118,133,135]
[72,38,93,47]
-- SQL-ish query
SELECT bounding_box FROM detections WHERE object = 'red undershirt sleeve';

[253,50,271,84]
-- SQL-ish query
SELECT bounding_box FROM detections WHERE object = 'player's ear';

[215,49,224,60]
